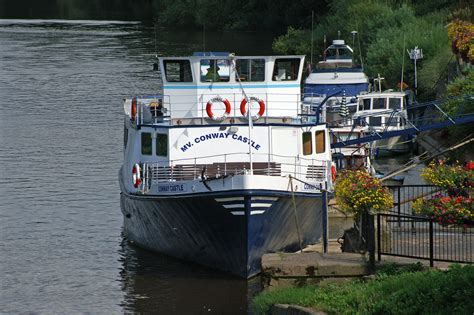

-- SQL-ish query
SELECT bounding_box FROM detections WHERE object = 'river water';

[0,20,275,314]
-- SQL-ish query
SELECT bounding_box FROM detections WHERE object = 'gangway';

[330,94,474,148]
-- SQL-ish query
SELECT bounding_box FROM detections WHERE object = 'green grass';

[252,264,474,315]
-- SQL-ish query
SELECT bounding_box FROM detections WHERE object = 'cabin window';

[272,58,300,81]
[359,99,370,111]
[373,98,385,109]
[389,98,401,109]
[141,132,152,155]
[302,132,312,155]
[156,133,168,157]
[200,59,230,82]
[387,117,399,127]
[369,116,382,126]
[315,130,326,154]
[235,59,265,82]
[163,60,193,82]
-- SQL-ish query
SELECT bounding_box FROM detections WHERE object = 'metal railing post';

[322,189,328,253]
[397,186,401,227]
[377,214,381,261]
[429,219,434,267]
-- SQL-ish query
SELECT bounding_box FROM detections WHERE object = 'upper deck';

[124,53,308,126]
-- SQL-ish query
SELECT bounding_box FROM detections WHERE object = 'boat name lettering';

[180,132,261,152]
[158,184,187,192]
[303,183,319,190]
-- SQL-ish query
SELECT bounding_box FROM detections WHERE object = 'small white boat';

[352,87,414,156]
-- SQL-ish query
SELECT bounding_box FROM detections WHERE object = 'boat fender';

[206,97,231,121]
[331,163,337,183]
[131,97,137,121]
[132,163,142,188]
[240,97,265,120]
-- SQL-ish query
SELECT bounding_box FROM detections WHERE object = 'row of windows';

[302,131,326,156]
[358,97,403,111]
[142,133,168,157]
[163,58,300,83]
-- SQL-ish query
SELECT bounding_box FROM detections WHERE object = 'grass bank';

[252,264,474,315]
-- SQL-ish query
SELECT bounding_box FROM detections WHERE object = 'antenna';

[310,10,314,66]
[202,21,206,52]
[400,35,406,91]
[323,35,327,61]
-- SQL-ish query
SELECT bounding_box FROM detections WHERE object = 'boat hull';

[120,190,323,278]
[375,135,412,156]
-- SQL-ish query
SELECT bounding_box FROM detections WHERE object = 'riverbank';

[253,264,474,315]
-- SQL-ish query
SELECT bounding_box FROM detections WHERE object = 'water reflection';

[118,234,262,314]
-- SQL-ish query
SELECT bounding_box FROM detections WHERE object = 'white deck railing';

[141,152,330,185]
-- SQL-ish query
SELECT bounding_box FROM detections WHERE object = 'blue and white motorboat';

[119,53,334,278]
[303,39,369,122]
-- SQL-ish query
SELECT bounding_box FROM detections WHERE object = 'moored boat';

[352,84,414,156]
[119,53,334,278]
[303,39,369,123]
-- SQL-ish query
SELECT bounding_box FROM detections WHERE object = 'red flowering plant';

[413,193,473,227]
[413,160,474,227]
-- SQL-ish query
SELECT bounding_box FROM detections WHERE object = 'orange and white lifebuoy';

[206,97,231,121]
[132,163,142,188]
[240,97,265,120]
[331,163,337,183]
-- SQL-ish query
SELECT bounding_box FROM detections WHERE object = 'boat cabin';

[353,91,410,129]
[124,53,306,125]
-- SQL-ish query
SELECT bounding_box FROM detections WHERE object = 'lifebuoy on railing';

[206,96,231,121]
[132,163,142,188]
[240,97,265,120]
[331,163,337,183]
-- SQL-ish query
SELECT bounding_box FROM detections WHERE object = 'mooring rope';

[289,175,304,253]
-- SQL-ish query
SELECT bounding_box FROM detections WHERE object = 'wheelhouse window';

[235,59,265,82]
[315,130,326,154]
[141,132,152,155]
[359,98,370,111]
[373,98,385,109]
[272,58,300,81]
[200,59,230,82]
[156,133,168,157]
[163,60,193,82]
[389,97,401,109]
[369,116,382,126]
[302,132,312,155]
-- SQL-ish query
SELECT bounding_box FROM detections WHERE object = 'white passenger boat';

[119,52,334,278]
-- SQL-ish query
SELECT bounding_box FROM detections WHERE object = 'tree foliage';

[273,0,467,100]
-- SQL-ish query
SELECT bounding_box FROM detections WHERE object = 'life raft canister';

[206,96,231,121]
[132,163,142,188]
[240,97,265,120]
[331,163,337,183]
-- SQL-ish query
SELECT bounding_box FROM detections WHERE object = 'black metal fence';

[377,213,473,266]
[385,185,443,217]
